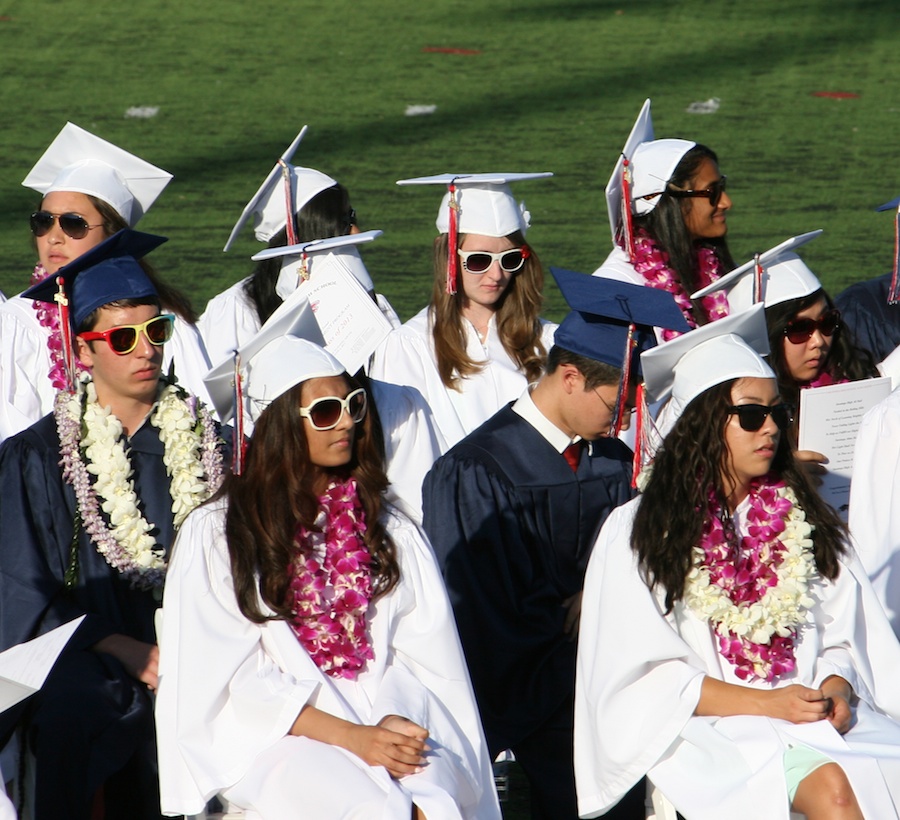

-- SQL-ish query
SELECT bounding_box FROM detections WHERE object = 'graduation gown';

[0,411,177,819]
[575,496,900,820]
[155,500,500,819]
[0,292,213,443]
[421,406,635,751]
[369,307,558,450]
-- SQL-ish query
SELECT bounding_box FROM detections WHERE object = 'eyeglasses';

[783,309,842,344]
[667,176,728,209]
[458,246,531,274]
[78,314,175,355]
[30,211,104,240]
[727,402,794,432]
[299,387,367,431]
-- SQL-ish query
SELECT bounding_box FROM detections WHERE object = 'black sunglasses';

[30,210,104,240]
[667,176,728,209]
[783,309,842,345]
[727,402,794,432]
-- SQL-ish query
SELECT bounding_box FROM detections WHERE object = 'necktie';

[563,441,583,472]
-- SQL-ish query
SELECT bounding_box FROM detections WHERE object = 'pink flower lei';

[30,264,88,390]
[288,477,375,680]
[693,475,816,682]
[629,230,730,340]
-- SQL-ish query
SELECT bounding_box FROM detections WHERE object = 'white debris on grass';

[405,104,437,117]
[125,106,160,119]
[686,98,720,114]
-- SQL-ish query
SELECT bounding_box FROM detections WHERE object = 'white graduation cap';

[397,172,552,293]
[223,125,338,251]
[641,304,773,428]
[22,122,172,225]
[250,230,382,298]
[605,100,695,248]
[691,230,823,312]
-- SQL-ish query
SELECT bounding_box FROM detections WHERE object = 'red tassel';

[753,253,764,303]
[53,275,77,392]
[621,157,636,262]
[232,353,247,476]
[631,383,646,488]
[889,204,900,304]
[610,323,636,438]
[446,181,459,295]
[278,160,299,246]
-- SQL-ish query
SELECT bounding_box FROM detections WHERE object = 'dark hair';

[223,374,399,624]
[632,144,735,323]
[765,288,879,412]
[546,345,622,389]
[243,183,355,325]
[631,379,847,613]
[76,296,161,335]
[88,197,199,324]
[429,231,548,389]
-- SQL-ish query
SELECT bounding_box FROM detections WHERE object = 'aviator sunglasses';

[299,387,368,431]
[666,176,728,209]
[783,309,841,345]
[30,211,104,240]
[78,315,175,355]
[458,246,531,274]
[727,402,794,432]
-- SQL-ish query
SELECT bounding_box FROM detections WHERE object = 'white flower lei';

[684,485,818,672]
[55,375,224,590]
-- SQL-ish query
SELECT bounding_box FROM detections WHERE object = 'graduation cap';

[396,172,553,294]
[605,100,695,258]
[551,267,690,443]
[690,230,823,312]
[22,122,172,225]
[876,196,900,303]
[641,303,773,430]
[22,229,166,391]
[203,298,333,472]
[222,126,338,251]
[250,230,383,298]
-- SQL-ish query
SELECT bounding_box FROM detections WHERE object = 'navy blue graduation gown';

[0,411,175,819]
[422,405,635,752]
[834,272,900,362]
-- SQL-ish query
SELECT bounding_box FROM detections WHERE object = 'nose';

[718,190,733,211]
[334,403,355,432]
[809,328,827,349]
[134,328,157,358]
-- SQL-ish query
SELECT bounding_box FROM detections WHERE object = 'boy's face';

[76,303,163,408]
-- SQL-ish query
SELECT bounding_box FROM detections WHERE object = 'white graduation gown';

[0,292,213,442]
[848,387,900,636]
[369,307,557,450]
[155,500,499,820]
[575,497,900,820]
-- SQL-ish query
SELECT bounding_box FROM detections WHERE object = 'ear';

[75,335,95,369]
[559,363,583,395]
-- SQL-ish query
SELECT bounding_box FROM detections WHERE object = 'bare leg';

[412,804,427,820]
[791,763,863,820]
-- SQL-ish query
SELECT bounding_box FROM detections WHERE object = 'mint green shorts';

[784,743,833,802]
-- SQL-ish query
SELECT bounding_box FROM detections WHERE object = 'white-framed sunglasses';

[299,387,368,431]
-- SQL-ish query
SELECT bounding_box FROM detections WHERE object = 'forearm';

[695,675,769,718]
[289,704,356,748]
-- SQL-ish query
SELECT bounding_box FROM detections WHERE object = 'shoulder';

[0,412,60,461]
[202,278,254,314]
[429,407,531,480]
[591,246,642,285]
[0,295,45,333]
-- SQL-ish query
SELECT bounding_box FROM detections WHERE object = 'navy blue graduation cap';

[22,228,166,390]
[876,196,900,303]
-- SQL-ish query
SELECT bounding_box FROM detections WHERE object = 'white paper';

[276,264,392,376]
[798,377,891,517]
[0,617,85,714]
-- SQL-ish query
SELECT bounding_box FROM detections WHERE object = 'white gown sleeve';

[197,280,261,370]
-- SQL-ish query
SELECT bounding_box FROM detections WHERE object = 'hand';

[342,716,429,779]
[762,684,833,724]
[821,675,854,734]
[562,592,582,640]
[92,634,159,690]
[795,450,827,483]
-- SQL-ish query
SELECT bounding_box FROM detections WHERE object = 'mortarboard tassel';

[631,383,647,489]
[752,252,764,304]
[446,181,460,295]
[621,157,636,262]
[889,203,900,304]
[298,251,310,283]
[609,322,636,438]
[232,353,247,476]
[53,275,77,392]
[278,159,299,247]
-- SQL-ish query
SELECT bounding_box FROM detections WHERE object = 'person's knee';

[793,762,859,815]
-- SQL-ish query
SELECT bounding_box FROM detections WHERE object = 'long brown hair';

[429,230,547,389]
[631,379,847,614]
[223,375,399,624]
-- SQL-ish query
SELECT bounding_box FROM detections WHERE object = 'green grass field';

[2,0,899,324]
[0,1,898,815]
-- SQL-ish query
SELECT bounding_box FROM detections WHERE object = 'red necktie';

[563,441,582,472]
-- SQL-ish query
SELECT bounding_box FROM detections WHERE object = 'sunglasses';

[30,210,104,240]
[783,309,842,344]
[78,314,175,355]
[667,176,728,209]
[458,246,530,274]
[299,387,367,431]
[727,402,794,432]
